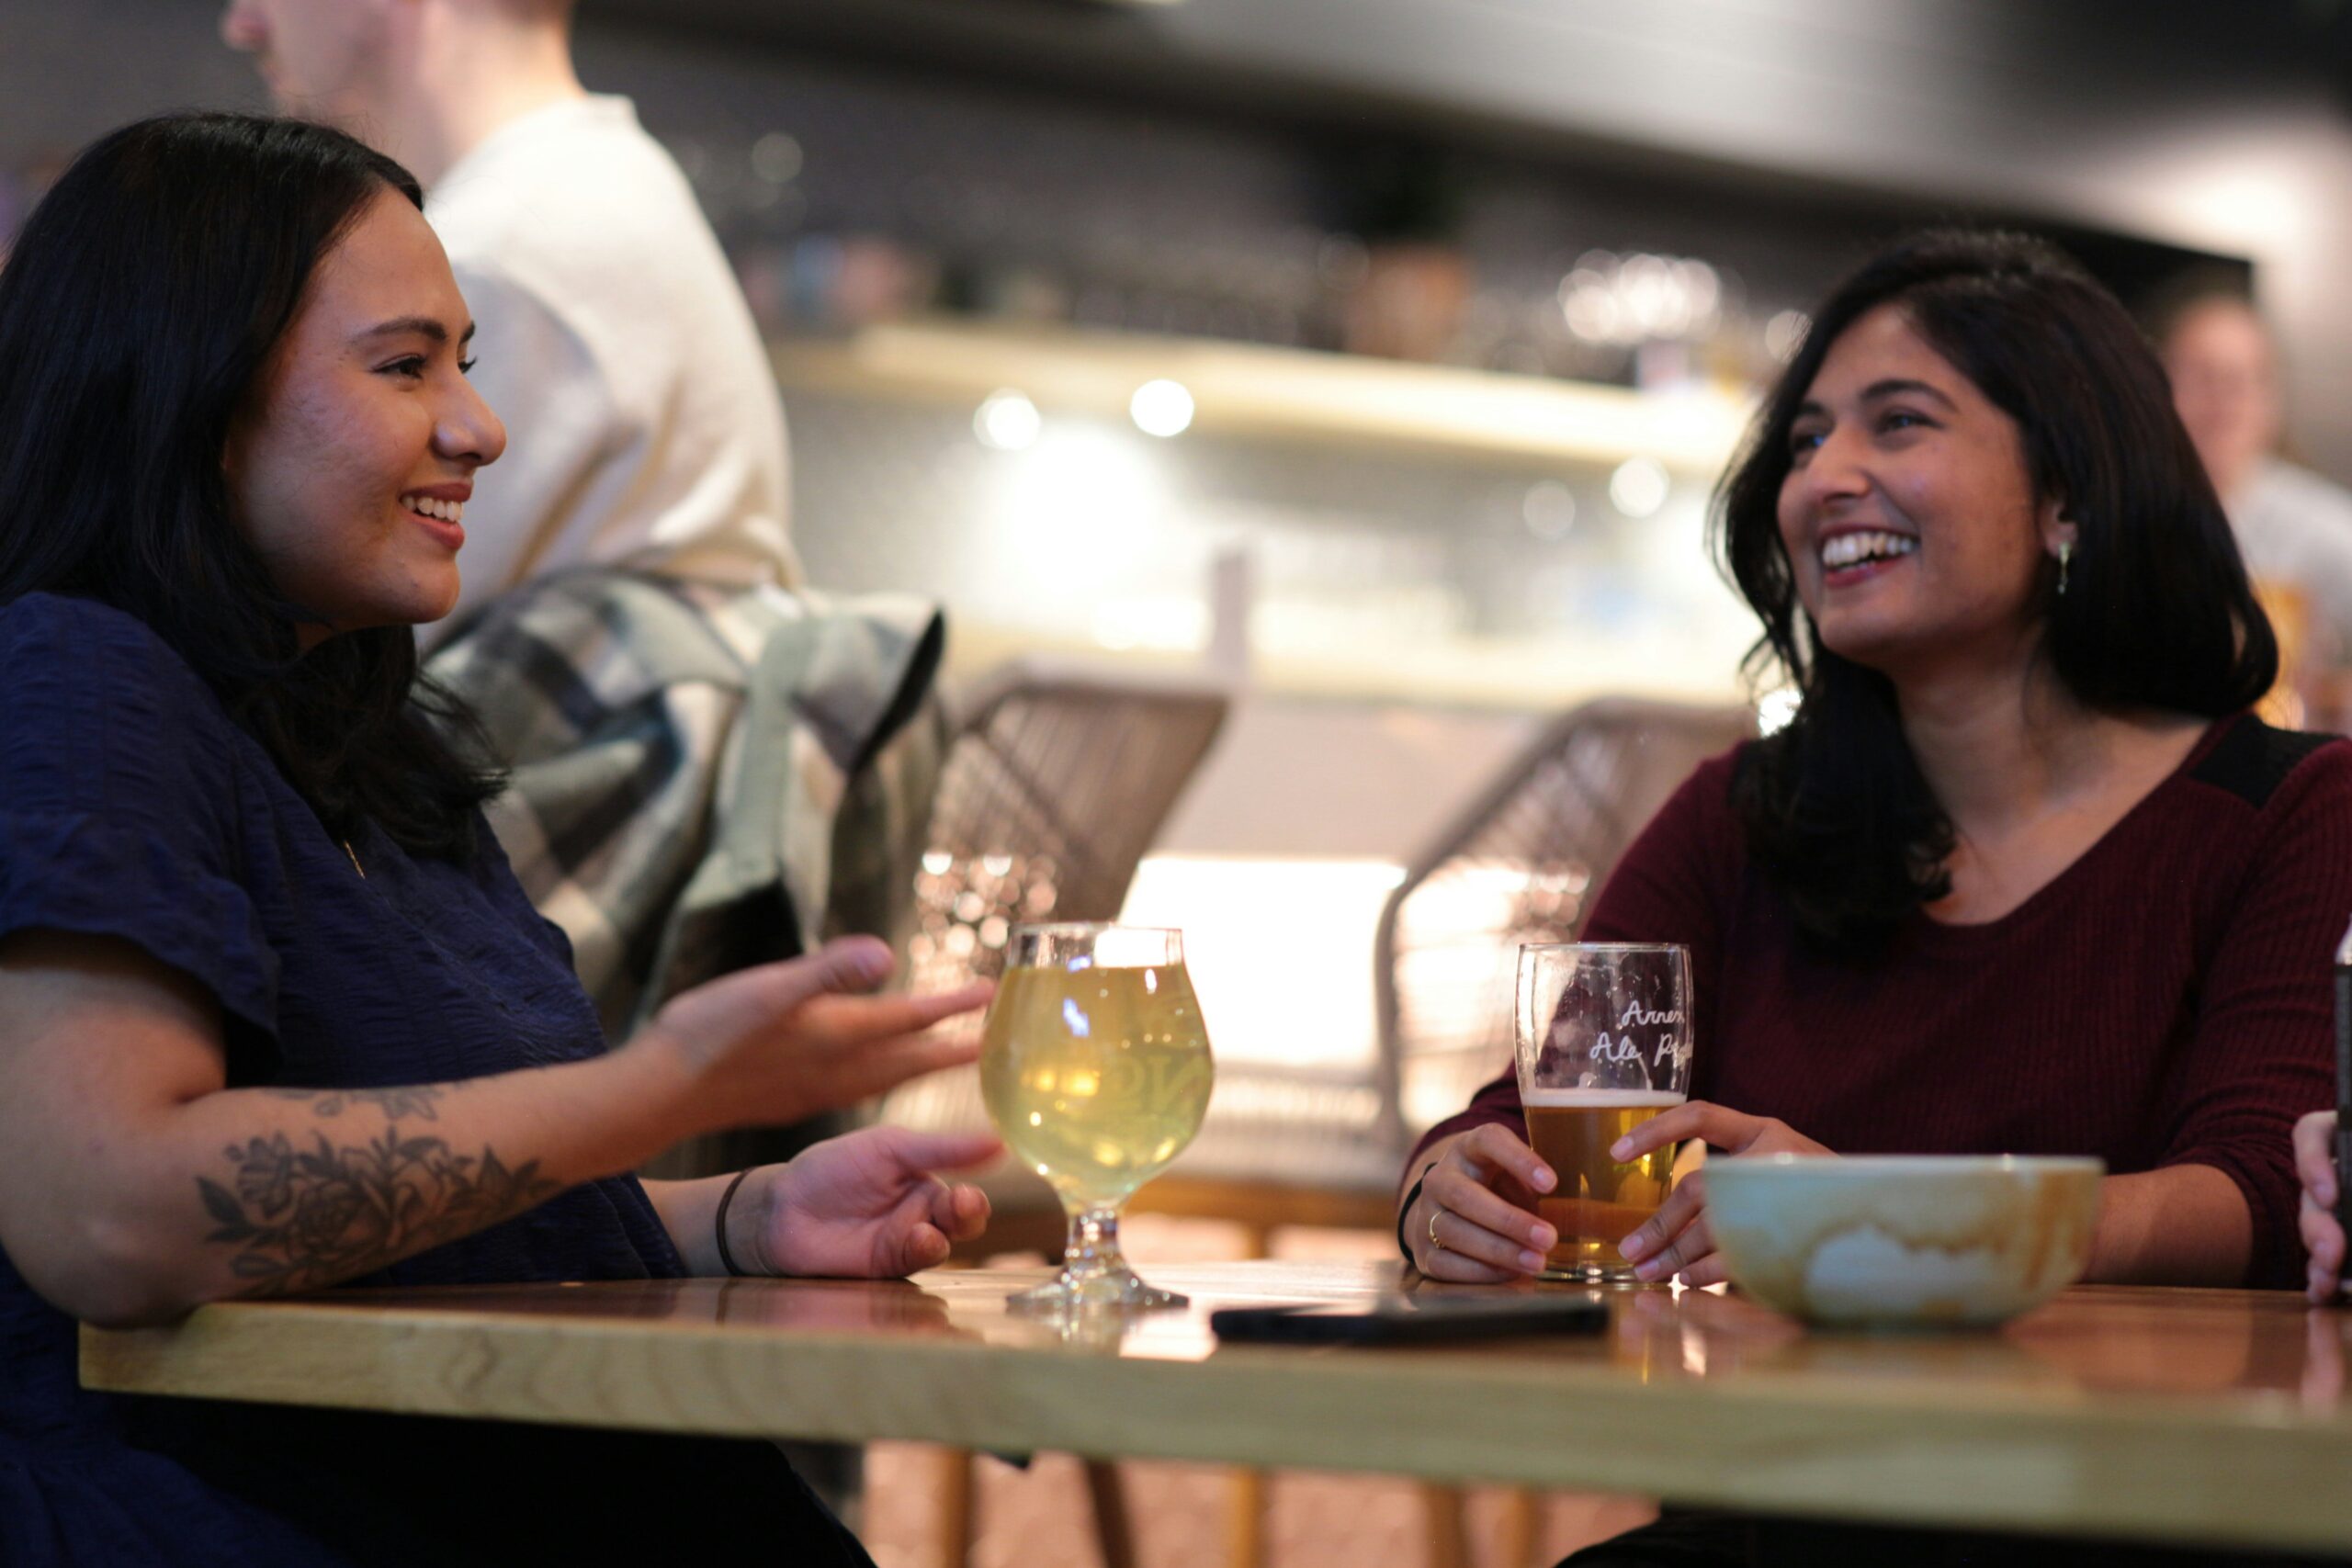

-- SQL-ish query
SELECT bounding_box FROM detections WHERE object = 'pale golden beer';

[1515,942,1693,1284]
[980,958,1214,1211]
[1523,1089,1685,1281]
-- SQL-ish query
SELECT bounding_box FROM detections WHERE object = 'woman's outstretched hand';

[746,1125,1002,1279]
[1400,1124,1560,1282]
[637,936,994,1133]
[1611,1101,1831,1285]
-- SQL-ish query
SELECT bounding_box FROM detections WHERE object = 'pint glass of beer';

[1515,942,1692,1284]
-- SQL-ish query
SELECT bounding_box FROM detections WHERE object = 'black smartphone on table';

[1210,1293,1608,1347]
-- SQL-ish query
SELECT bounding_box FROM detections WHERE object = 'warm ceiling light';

[1610,457,1670,519]
[1129,378,1196,438]
[975,389,1042,452]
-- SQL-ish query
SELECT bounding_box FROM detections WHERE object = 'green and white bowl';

[1706,1154,2104,1328]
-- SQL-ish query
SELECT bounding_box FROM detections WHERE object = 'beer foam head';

[1521,1087,1689,1109]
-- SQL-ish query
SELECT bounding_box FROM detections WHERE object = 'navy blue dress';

[0,594,869,1567]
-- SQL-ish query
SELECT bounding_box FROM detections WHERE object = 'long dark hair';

[1716,230,2276,957]
[0,112,500,857]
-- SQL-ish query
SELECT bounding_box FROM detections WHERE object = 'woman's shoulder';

[2165,715,2352,909]
[1691,739,1752,794]
[1620,737,1754,865]
[0,592,211,694]
[0,593,243,789]
[2178,712,2352,818]
[1671,737,1758,829]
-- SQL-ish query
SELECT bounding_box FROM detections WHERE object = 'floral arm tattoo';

[198,1085,563,1294]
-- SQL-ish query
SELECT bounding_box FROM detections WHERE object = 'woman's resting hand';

[1400,1125,1560,1282]
[749,1125,1001,1278]
[1611,1101,1832,1285]
[637,935,993,1132]
[2297,1110,2348,1303]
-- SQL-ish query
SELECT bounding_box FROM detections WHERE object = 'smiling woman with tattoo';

[0,114,994,1568]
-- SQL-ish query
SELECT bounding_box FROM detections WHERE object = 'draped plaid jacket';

[427,570,946,1043]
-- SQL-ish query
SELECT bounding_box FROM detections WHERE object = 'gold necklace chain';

[343,840,366,879]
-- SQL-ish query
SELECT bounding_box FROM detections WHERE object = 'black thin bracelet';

[714,1168,754,1277]
[1396,1165,1436,1264]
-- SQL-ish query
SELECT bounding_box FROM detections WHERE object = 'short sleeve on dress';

[0,595,280,1038]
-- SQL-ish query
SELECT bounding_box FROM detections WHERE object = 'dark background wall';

[584,0,2352,473]
[0,0,2337,464]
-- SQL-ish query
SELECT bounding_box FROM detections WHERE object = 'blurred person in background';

[2161,289,2352,726]
[0,111,989,1568]
[1400,231,2352,1567]
[220,0,799,649]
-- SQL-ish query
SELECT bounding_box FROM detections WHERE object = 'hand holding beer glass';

[1517,942,1692,1284]
[978,923,1214,1313]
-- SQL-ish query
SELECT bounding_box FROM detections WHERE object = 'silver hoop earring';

[2056,540,2072,596]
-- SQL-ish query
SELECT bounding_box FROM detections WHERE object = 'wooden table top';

[80,1259,2352,1554]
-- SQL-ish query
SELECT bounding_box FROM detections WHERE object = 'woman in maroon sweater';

[1401,231,2352,1311]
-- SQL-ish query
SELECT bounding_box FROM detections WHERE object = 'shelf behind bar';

[771,320,1753,473]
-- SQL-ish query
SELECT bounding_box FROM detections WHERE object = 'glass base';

[1537,1262,1657,1287]
[1007,1267,1189,1314]
[1538,1234,1660,1287]
[1010,1203,1188,1315]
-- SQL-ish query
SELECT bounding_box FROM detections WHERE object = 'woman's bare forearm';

[1,931,978,1325]
[2084,1165,2253,1286]
[40,1045,701,1325]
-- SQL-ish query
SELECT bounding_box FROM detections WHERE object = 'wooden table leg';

[1422,1481,1469,1568]
[937,1446,976,1568]
[1498,1487,1540,1568]
[1227,1466,1268,1568]
[1083,1459,1137,1568]
[1227,1217,1276,1568]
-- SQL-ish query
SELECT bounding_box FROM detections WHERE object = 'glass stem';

[1060,1203,1131,1286]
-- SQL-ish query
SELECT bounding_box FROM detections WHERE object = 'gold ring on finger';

[1427,1205,1445,1254]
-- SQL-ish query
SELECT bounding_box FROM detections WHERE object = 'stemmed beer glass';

[1516,942,1693,1284]
[978,923,1215,1312]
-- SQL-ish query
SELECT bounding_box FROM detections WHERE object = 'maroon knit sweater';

[1412,714,2352,1289]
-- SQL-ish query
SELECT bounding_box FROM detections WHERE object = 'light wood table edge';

[80,1292,2352,1556]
